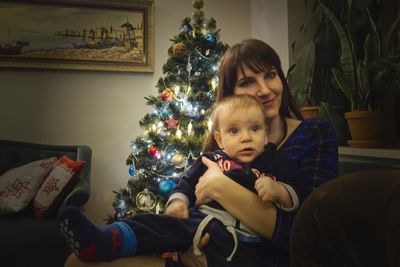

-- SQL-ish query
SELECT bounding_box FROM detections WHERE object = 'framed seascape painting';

[0,0,154,72]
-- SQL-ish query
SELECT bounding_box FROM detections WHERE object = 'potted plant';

[287,0,351,145]
[320,2,400,147]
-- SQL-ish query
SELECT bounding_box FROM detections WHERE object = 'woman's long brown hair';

[203,39,303,152]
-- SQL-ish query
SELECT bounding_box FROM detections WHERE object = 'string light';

[176,128,182,139]
[207,118,213,131]
[211,77,218,90]
[174,85,180,95]
[188,121,193,135]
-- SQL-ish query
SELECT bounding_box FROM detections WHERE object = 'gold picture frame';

[0,0,154,72]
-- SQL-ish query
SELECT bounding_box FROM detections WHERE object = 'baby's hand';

[165,199,189,219]
[254,174,281,202]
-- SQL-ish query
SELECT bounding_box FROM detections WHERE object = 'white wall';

[0,0,251,224]
[251,0,289,73]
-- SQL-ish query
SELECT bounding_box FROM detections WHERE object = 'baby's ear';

[213,131,224,149]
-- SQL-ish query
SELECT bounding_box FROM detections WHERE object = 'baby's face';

[214,106,266,164]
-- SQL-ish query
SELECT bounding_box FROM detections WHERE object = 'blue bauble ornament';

[181,25,190,34]
[128,165,136,176]
[204,33,218,47]
[158,179,176,197]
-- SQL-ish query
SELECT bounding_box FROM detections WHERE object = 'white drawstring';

[193,215,214,256]
[192,215,239,262]
[225,226,238,262]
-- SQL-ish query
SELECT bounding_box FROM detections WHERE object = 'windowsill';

[338,146,400,175]
[339,146,400,160]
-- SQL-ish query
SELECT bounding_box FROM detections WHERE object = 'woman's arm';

[195,157,277,239]
[283,120,339,204]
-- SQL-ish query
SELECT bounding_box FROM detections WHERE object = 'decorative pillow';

[33,155,85,219]
[0,157,58,214]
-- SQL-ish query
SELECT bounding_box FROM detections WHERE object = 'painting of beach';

[0,0,154,72]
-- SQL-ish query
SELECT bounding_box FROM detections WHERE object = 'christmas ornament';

[161,106,170,119]
[204,33,218,47]
[148,145,160,158]
[172,42,186,56]
[195,91,207,101]
[161,89,173,101]
[166,116,179,129]
[171,153,187,168]
[158,179,176,198]
[192,0,204,9]
[128,165,136,176]
[135,189,157,211]
[181,25,191,34]
[182,101,194,114]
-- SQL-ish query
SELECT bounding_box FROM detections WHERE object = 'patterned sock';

[58,206,136,262]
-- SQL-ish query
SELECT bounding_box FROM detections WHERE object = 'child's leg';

[58,206,137,262]
[59,207,206,262]
[201,218,262,266]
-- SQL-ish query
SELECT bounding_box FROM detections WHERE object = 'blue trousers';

[122,210,264,267]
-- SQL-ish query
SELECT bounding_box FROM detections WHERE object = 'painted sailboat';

[0,28,29,55]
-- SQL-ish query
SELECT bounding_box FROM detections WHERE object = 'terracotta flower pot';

[345,111,386,148]
[301,106,345,120]
[300,106,319,120]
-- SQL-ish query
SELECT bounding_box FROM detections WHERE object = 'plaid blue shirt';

[262,119,339,267]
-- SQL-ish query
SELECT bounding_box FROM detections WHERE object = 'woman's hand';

[180,233,210,267]
[195,157,225,206]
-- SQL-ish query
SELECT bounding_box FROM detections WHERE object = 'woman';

[64,39,338,267]
[195,38,338,266]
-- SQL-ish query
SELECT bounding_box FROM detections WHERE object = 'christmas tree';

[109,0,228,222]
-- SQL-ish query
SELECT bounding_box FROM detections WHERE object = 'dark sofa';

[0,139,92,267]
[291,147,400,266]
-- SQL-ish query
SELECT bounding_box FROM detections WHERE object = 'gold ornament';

[172,42,186,56]
[192,0,204,9]
[171,153,186,168]
[135,189,156,211]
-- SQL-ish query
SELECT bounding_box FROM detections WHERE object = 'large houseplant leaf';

[287,41,316,106]
[319,102,348,146]
[331,67,356,110]
[364,9,381,66]
[384,15,400,57]
[320,2,358,110]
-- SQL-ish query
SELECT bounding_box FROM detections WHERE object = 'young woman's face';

[233,64,283,120]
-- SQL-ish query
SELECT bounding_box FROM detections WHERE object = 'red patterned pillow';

[33,156,85,219]
[0,157,57,214]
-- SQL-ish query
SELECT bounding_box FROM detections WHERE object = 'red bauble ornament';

[161,89,173,102]
[148,145,158,157]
